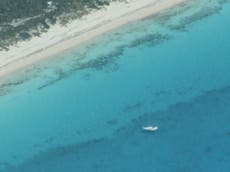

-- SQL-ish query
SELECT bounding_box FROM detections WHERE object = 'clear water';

[0,0,230,171]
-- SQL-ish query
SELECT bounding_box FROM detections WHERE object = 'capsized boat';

[142,126,158,131]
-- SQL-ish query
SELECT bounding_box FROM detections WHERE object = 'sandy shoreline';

[0,0,188,80]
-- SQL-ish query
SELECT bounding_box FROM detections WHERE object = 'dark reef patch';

[0,78,28,96]
[219,0,230,4]
[152,1,194,25]
[168,6,222,31]
[78,48,123,71]
[106,119,118,125]
[123,102,144,113]
[35,32,170,90]
[1,138,106,172]
[128,33,171,48]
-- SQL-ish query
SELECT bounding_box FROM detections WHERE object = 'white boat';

[142,126,158,132]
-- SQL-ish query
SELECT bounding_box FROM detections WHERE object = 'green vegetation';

[0,0,122,51]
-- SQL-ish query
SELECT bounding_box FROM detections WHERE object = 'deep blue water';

[0,1,230,171]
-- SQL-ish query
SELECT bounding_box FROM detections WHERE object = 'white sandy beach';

[0,0,188,79]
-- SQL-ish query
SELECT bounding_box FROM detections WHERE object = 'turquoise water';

[0,1,230,171]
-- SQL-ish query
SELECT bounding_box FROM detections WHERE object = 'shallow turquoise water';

[0,1,230,171]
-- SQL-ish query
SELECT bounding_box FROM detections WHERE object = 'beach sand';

[0,0,188,80]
